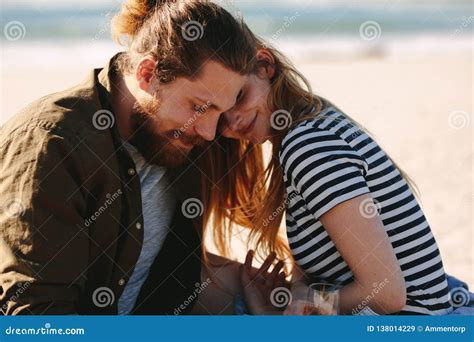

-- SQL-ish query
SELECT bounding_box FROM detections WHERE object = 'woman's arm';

[318,193,406,314]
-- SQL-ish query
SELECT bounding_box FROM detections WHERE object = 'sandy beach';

[3,50,470,285]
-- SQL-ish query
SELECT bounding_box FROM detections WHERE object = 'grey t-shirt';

[117,140,177,315]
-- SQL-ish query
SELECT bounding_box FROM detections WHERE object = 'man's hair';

[112,0,257,83]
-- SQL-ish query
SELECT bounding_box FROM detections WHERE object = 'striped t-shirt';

[279,106,453,315]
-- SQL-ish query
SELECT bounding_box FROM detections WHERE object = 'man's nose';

[194,111,221,141]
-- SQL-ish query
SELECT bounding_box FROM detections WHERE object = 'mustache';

[169,131,206,147]
[131,102,206,149]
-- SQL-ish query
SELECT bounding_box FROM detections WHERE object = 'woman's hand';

[240,250,288,315]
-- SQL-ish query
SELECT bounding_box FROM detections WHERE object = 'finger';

[276,271,287,287]
[240,263,251,286]
[266,261,284,287]
[244,250,254,278]
[256,252,276,279]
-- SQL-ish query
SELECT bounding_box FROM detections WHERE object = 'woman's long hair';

[198,37,418,267]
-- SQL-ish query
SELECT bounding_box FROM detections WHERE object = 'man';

[0,0,255,315]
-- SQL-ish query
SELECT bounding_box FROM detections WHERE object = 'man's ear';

[256,49,276,79]
[135,56,156,92]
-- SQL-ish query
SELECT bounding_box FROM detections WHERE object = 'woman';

[197,38,453,315]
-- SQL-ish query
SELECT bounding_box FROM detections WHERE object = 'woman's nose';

[223,110,242,132]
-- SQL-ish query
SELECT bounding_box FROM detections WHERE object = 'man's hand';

[240,250,288,315]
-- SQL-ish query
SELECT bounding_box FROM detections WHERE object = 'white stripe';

[329,117,351,132]
[374,189,411,209]
[357,140,378,156]
[407,280,448,298]
[388,221,429,245]
[404,268,446,287]
[340,126,364,141]
[319,259,348,279]
[313,189,370,221]
[370,178,406,198]
[393,231,434,254]
[347,130,369,146]
[402,255,442,277]
[296,240,336,266]
[397,240,438,266]
[379,198,418,221]
[295,159,365,198]
[365,149,385,165]
[410,292,451,308]
[281,128,334,162]
[366,168,399,187]
[367,158,392,174]
[287,224,325,248]
[305,249,342,274]
[384,209,424,231]
[284,140,351,176]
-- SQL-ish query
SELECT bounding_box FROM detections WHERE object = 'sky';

[2,0,471,9]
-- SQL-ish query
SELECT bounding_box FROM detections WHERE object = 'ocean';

[1,1,472,66]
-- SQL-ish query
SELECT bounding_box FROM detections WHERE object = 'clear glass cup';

[303,282,340,315]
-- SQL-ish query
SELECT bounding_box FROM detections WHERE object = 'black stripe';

[386,215,426,237]
[383,203,421,226]
[298,169,365,205]
[379,192,413,214]
[408,285,450,301]
[365,163,396,182]
[406,274,447,293]
[393,227,432,249]
[369,173,403,193]
[404,260,443,282]
[400,249,440,274]
[282,133,343,167]
[396,237,436,260]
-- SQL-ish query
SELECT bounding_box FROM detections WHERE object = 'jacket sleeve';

[0,125,89,315]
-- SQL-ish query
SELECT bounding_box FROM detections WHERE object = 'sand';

[1,53,472,286]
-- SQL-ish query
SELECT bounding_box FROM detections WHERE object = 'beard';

[128,95,205,168]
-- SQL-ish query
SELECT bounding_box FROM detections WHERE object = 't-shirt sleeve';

[280,125,370,221]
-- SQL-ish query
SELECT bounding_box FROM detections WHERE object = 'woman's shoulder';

[279,105,356,159]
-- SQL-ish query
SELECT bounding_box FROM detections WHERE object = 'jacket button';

[135,222,142,229]
[118,279,125,286]
[128,168,136,176]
